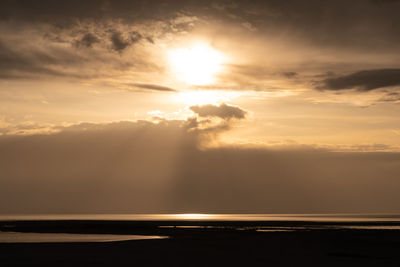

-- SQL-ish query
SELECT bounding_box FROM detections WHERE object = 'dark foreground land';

[1,220,400,266]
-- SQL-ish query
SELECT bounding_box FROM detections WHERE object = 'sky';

[1,0,400,213]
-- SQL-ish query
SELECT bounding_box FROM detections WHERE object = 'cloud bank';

[1,119,400,214]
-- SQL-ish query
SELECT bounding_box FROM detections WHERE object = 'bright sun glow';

[174,213,214,220]
[168,43,224,85]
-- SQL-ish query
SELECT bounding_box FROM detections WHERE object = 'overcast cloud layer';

[0,0,399,92]
[1,119,400,213]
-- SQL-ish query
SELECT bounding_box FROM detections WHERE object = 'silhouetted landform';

[1,220,400,266]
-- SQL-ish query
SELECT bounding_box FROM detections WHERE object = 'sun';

[168,43,224,85]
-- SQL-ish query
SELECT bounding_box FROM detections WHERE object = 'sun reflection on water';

[173,213,215,220]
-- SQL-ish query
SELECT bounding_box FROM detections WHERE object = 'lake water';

[1,214,400,243]
[0,231,167,243]
[1,213,400,222]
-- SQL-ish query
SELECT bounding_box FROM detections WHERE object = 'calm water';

[0,231,167,243]
[1,214,400,243]
[1,213,400,222]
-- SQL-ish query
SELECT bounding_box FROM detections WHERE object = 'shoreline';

[1,220,400,266]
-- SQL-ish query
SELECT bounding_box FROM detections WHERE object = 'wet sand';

[1,220,400,266]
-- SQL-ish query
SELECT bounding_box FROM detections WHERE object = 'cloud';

[1,0,399,90]
[2,0,399,52]
[0,2,190,82]
[75,33,100,48]
[1,119,400,213]
[0,0,198,25]
[282,72,297,78]
[219,64,304,91]
[190,103,247,120]
[317,69,400,91]
[0,40,82,79]
[131,83,177,92]
[379,92,400,103]
[0,33,157,81]
[110,31,142,52]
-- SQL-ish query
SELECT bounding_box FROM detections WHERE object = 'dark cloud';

[379,91,400,103]
[110,31,142,52]
[110,31,130,52]
[1,119,400,213]
[282,72,297,78]
[75,33,100,48]
[131,83,177,92]
[1,0,399,51]
[0,0,193,24]
[317,69,400,91]
[145,36,155,44]
[190,103,247,120]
